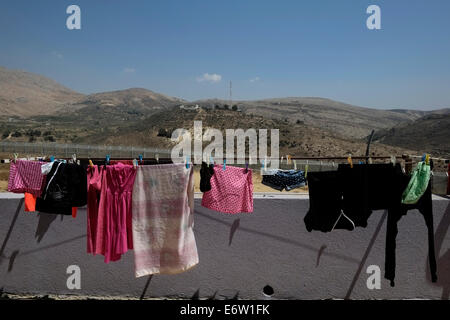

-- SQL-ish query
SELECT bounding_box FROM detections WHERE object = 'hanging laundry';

[401,161,431,204]
[201,164,253,214]
[200,161,215,192]
[337,163,403,228]
[304,171,354,232]
[41,162,54,175]
[86,165,104,255]
[304,163,437,287]
[385,175,437,287]
[109,160,134,165]
[35,162,87,215]
[93,162,136,263]
[24,192,37,212]
[7,159,46,197]
[447,162,450,195]
[261,169,306,191]
[132,163,198,276]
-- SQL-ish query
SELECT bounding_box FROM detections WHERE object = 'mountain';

[194,97,432,139]
[372,113,450,158]
[73,88,185,111]
[0,67,185,117]
[0,66,84,116]
[94,106,413,158]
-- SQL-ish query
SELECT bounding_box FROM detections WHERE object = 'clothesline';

[0,155,414,161]
[2,154,448,164]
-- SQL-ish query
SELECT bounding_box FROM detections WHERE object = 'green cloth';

[401,161,431,204]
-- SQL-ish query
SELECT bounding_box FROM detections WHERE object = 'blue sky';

[1,0,449,109]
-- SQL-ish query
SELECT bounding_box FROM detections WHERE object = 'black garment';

[338,163,403,228]
[36,162,87,215]
[385,177,437,287]
[304,163,437,287]
[200,161,215,192]
[304,171,354,232]
[262,170,306,191]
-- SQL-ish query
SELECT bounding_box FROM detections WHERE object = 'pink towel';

[7,160,45,197]
[132,164,198,277]
[201,165,253,214]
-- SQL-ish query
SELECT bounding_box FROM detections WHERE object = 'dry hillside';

[0,66,84,116]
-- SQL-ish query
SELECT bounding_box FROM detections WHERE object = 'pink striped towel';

[132,164,198,277]
[8,160,46,197]
[201,165,253,214]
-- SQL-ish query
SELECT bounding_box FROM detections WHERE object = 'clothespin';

[287,155,291,165]
[368,157,373,164]
[72,154,77,164]
[390,155,396,166]
[305,160,309,179]
[347,154,353,168]
[421,154,426,162]
[138,154,143,164]
[133,158,138,169]
[50,156,55,162]
[332,161,335,168]
[88,159,94,168]
[210,156,214,165]
[425,154,430,165]
[13,153,18,163]
[105,154,110,165]
[185,156,190,169]
[155,154,159,163]
[223,158,226,171]
[77,160,80,165]
[281,156,284,164]
[245,161,249,173]
[294,159,297,170]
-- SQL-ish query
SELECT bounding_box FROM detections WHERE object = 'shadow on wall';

[35,212,59,243]
[428,202,450,299]
[229,218,240,246]
[0,199,23,267]
[195,209,360,264]
[0,199,65,273]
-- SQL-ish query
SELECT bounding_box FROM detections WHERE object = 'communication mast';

[229,81,232,107]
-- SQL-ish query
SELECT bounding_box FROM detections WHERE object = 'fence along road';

[0,141,171,159]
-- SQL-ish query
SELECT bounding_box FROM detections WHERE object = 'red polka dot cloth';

[201,164,253,214]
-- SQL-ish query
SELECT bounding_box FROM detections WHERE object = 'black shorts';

[261,169,306,191]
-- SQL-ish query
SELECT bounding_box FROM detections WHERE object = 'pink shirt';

[86,165,103,254]
[93,163,137,263]
[201,165,253,214]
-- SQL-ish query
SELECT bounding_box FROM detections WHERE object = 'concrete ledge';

[1,192,447,201]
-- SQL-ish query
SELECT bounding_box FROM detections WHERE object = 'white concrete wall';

[0,193,449,300]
